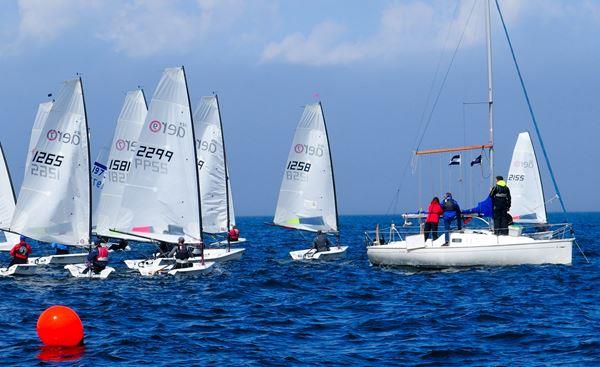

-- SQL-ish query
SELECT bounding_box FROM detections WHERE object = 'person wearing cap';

[8,235,32,267]
[83,239,109,274]
[168,237,192,269]
[312,230,332,253]
[442,193,462,245]
[489,175,512,235]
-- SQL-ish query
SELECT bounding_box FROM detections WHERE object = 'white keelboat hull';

[124,247,245,270]
[367,231,572,268]
[290,246,348,261]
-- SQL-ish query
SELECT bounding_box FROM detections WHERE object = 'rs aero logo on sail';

[46,129,81,145]
[148,120,186,137]
[294,144,324,157]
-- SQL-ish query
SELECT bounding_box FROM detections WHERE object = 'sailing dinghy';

[273,102,347,261]
[0,143,20,252]
[94,89,148,244]
[9,77,114,276]
[113,67,214,276]
[366,0,574,268]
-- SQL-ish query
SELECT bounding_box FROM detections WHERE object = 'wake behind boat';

[272,101,347,261]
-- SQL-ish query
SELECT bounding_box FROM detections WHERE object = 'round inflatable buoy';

[36,306,84,347]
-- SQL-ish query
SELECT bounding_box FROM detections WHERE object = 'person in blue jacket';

[442,193,462,245]
[51,242,69,255]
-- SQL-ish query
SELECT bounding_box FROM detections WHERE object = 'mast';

[79,76,93,244]
[319,101,339,239]
[215,94,231,251]
[140,87,148,109]
[182,66,205,261]
[486,0,495,185]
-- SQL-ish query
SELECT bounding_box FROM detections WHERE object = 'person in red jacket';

[424,197,444,241]
[228,226,240,242]
[9,235,32,267]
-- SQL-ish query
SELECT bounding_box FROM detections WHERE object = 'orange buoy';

[36,306,84,347]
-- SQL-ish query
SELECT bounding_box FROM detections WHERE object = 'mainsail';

[507,131,547,224]
[114,67,201,242]
[0,143,19,250]
[193,96,235,234]
[95,90,148,238]
[11,78,91,245]
[274,102,338,233]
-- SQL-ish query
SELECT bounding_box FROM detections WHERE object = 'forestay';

[507,132,547,224]
[274,103,338,233]
[193,96,235,234]
[0,144,19,250]
[11,78,91,245]
[114,67,201,242]
[95,90,148,238]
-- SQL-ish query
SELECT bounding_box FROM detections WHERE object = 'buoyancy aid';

[228,228,240,241]
[175,245,189,261]
[96,246,109,262]
[11,242,31,259]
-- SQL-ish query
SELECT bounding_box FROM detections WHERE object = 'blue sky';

[0,0,598,215]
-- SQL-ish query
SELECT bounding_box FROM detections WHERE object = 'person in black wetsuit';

[108,238,129,251]
[168,237,191,269]
[312,230,332,253]
[489,176,512,236]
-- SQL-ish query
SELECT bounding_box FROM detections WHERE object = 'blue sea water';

[0,213,598,366]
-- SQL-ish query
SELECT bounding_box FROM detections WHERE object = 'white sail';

[193,96,235,234]
[507,132,547,224]
[26,101,54,167]
[274,102,338,233]
[0,144,19,250]
[114,67,201,242]
[11,78,91,246]
[95,90,147,238]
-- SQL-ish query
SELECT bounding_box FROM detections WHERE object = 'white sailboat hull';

[30,253,89,265]
[211,237,247,246]
[290,246,348,261]
[124,247,245,270]
[367,232,572,268]
[0,264,37,276]
[64,264,115,279]
[137,261,215,276]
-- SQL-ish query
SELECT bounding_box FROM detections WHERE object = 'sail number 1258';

[286,160,311,172]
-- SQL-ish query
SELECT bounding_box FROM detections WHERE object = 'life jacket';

[175,245,189,260]
[96,246,109,262]
[491,181,511,211]
[228,228,239,241]
[12,242,30,259]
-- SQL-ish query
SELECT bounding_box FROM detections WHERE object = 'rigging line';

[413,1,463,148]
[414,0,478,152]
[495,0,587,263]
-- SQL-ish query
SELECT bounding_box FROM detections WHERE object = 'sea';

[0,213,598,366]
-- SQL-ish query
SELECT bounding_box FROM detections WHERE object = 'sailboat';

[114,66,214,276]
[366,0,574,267]
[273,102,347,261]
[94,89,148,243]
[6,77,114,277]
[0,143,20,253]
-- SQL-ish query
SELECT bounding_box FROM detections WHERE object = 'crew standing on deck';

[442,193,462,245]
[490,175,512,235]
[424,197,444,241]
[8,235,32,267]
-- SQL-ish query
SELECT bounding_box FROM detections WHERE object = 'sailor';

[312,230,332,253]
[84,239,109,274]
[490,175,512,236]
[51,242,70,255]
[108,238,129,251]
[424,196,444,241]
[168,237,192,269]
[442,193,462,245]
[228,226,240,242]
[8,235,32,267]
[191,239,203,258]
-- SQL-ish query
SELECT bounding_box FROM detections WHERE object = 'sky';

[0,0,599,216]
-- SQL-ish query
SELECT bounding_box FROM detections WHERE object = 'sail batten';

[274,103,338,233]
[114,67,201,243]
[507,132,547,224]
[11,79,91,245]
